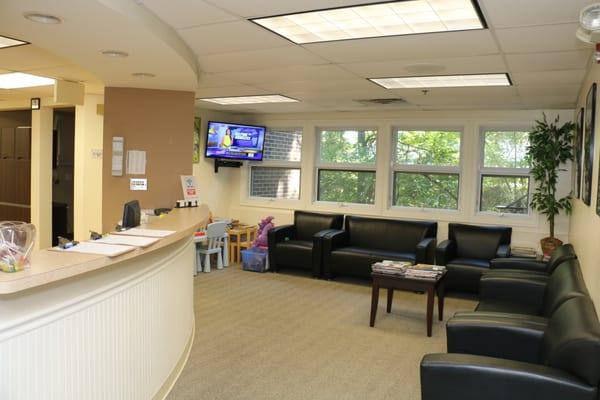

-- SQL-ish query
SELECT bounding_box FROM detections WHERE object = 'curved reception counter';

[0,206,210,400]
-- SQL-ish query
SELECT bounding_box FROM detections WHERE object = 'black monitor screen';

[122,200,141,229]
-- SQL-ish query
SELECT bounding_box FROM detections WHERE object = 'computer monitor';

[122,200,141,229]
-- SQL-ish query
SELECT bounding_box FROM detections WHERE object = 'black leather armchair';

[267,211,343,277]
[436,223,512,293]
[322,216,437,280]
[488,244,577,278]
[421,296,600,400]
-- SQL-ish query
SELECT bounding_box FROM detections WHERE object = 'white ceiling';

[0,0,596,113]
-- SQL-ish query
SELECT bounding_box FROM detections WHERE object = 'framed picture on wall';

[193,117,201,163]
[574,107,584,198]
[583,83,596,206]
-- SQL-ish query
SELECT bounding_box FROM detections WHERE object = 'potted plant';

[526,114,575,256]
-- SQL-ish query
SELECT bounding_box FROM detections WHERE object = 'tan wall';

[102,87,194,231]
[571,63,600,310]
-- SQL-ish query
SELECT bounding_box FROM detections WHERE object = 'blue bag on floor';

[241,247,269,272]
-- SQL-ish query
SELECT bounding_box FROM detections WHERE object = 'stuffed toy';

[253,216,274,248]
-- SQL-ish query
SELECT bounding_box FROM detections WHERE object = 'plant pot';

[540,237,563,257]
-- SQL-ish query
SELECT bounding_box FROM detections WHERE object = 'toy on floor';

[253,215,274,249]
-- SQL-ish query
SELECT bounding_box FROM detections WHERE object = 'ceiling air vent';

[354,98,407,106]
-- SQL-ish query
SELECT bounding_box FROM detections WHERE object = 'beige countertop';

[0,205,210,295]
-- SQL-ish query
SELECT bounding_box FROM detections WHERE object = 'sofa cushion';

[294,211,343,241]
[274,240,313,270]
[454,229,501,260]
[544,259,588,317]
[447,257,491,269]
[476,299,543,316]
[345,216,436,253]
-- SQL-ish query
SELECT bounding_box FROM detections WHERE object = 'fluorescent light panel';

[251,0,485,44]
[0,72,55,89]
[0,35,28,49]
[198,95,298,105]
[370,73,511,89]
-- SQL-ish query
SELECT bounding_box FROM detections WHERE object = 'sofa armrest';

[490,258,548,272]
[267,224,295,244]
[496,244,511,258]
[479,276,547,313]
[446,316,545,363]
[322,230,348,279]
[435,240,456,266]
[416,237,436,264]
[421,354,597,400]
[311,229,343,278]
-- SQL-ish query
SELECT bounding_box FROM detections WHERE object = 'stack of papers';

[113,228,175,238]
[372,261,446,280]
[51,242,135,257]
[91,234,160,248]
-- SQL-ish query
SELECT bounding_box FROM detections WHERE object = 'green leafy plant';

[526,114,575,240]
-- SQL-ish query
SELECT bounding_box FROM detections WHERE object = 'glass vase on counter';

[0,221,36,273]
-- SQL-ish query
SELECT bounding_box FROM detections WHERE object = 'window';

[316,128,377,204]
[249,127,302,200]
[392,130,461,210]
[479,130,530,215]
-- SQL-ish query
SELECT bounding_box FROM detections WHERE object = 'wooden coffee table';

[369,267,447,337]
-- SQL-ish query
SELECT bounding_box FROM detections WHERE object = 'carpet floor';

[167,265,477,400]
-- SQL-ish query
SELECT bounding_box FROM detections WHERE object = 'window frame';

[390,127,464,212]
[246,126,303,205]
[314,127,378,207]
[477,128,532,217]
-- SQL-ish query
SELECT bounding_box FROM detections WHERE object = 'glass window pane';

[317,169,375,204]
[264,128,302,162]
[483,131,530,168]
[480,175,530,214]
[250,167,300,199]
[319,129,377,164]
[393,172,459,209]
[395,130,461,166]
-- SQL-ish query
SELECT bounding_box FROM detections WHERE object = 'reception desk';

[0,205,209,400]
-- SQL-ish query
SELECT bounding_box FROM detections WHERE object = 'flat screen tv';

[205,121,266,161]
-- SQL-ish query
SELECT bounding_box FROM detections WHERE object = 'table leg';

[386,288,393,313]
[426,287,434,337]
[223,235,229,267]
[437,281,445,321]
[370,281,379,327]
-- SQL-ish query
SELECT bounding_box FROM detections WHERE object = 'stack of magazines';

[372,261,446,280]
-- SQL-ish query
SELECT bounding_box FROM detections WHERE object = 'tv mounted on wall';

[205,121,266,161]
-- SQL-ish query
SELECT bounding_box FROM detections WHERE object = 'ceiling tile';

[218,65,357,85]
[195,85,268,98]
[256,78,376,93]
[198,46,326,73]
[480,0,592,28]
[27,64,100,82]
[341,55,506,77]
[141,0,238,29]
[178,20,291,56]
[495,23,591,54]
[197,73,243,88]
[510,69,587,85]
[505,50,592,72]
[304,30,499,64]
[0,45,70,70]
[517,83,582,96]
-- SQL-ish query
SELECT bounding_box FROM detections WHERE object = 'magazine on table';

[372,261,445,279]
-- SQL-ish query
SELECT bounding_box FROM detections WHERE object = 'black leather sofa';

[322,216,437,280]
[421,295,600,400]
[267,211,343,277]
[436,223,512,293]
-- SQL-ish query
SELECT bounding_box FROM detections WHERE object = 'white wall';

[570,63,600,309]
[220,109,574,250]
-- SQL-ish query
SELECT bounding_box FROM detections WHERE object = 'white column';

[73,95,104,241]
[30,107,53,249]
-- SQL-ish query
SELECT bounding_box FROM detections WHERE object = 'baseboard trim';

[153,316,196,400]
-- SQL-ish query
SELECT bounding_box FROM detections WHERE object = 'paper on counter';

[92,234,159,248]
[112,228,175,238]
[50,242,135,257]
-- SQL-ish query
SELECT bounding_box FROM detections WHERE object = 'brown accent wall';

[102,87,194,231]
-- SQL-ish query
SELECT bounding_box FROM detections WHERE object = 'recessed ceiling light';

[369,73,512,89]
[132,72,156,78]
[251,0,486,44]
[101,50,129,58]
[0,35,29,49]
[24,12,62,24]
[0,72,55,89]
[197,95,299,105]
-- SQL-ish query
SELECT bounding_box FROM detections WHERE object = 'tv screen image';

[205,121,266,161]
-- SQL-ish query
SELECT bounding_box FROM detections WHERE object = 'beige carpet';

[167,265,477,400]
